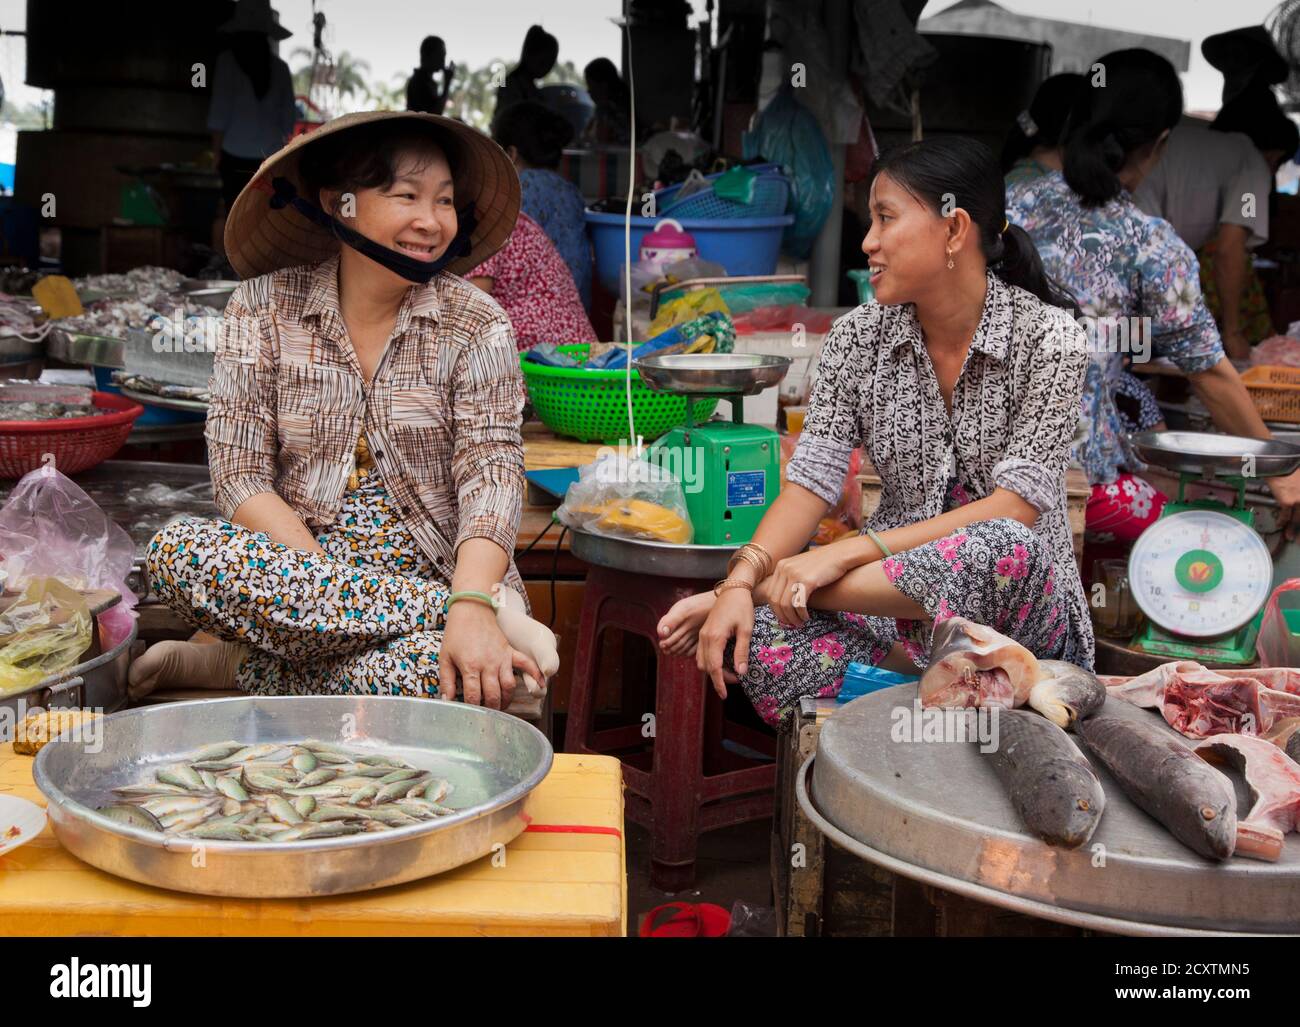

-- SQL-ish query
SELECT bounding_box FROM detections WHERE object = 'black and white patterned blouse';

[788,271,1093,662]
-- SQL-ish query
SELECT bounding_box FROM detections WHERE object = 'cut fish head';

[920,617,1041,709]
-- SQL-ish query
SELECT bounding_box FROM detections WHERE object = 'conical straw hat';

[224,110,520,280]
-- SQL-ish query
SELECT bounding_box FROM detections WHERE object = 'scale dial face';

[1129,510,1273,638]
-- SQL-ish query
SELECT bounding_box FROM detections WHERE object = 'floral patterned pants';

[735,517,1087,727]
[145,468,451,697]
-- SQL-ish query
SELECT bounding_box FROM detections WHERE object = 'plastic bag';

[0,458,138,649]
[0,577,92,697]
[648,288,729,337]
[558,452,694,544]
[1258,579,1300,668]
[619,257,727,311]
[743,86,835,259]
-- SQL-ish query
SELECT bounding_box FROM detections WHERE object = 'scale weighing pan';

[1131,430,1300,478]
[634,353,791,395]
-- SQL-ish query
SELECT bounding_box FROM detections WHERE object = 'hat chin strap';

[269,176,478,284]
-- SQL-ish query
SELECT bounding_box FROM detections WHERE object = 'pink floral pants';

[732,517,1089,726]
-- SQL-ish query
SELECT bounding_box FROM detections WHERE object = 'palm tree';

[291,47,373,114]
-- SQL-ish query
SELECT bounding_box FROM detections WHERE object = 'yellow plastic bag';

[648,288,729,337]
[0,578,92,697]
[32,275,83,320]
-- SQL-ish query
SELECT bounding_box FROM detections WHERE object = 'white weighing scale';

[1127,431,1300,664]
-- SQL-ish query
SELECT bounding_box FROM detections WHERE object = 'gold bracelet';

[714,577,756,597]
[728,543,773,580]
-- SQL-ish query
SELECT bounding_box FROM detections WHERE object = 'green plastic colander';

[520,345,719,444]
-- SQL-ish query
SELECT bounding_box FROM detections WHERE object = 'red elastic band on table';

[525,824,622,839]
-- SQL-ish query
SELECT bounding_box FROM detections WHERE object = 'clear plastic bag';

[0,458,138,649]
[1258,579,1300,668]
[0,577,92,697]
[557,452,694,544]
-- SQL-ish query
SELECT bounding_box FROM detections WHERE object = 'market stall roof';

[919,0,1190,74]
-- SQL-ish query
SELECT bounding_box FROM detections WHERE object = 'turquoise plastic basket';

[520,345,719,444]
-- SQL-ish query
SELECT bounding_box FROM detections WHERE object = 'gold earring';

[946,247,955,270]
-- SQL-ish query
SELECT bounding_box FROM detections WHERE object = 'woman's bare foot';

[657,591,716,656]
[127,639,246,700]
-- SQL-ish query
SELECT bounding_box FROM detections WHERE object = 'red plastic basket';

[0,391,144,478]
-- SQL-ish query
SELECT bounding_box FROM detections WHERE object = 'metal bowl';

[1131,430,1300,478]
[569,524,737,578]
[33,695,553,897]
[634,353,792,395]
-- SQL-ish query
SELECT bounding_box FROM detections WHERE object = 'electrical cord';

[549,524,568,630]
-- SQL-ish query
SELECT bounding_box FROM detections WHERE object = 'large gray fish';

[1029,660,1107,730]
[1078,706,1237,861]
[980,709,1105,848]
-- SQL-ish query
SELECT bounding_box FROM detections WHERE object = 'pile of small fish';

[0,401,105,421]
[97,739,457,843]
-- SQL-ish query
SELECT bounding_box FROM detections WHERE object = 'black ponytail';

[1062,49,1182,207]
[871,136,1078,315]
[1000,72,1085,172]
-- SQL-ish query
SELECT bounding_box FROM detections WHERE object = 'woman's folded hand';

[440,602,542,710]
[762,543,857,628]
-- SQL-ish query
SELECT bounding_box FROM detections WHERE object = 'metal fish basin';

[32,695,552,897]
[1131,430,1300,479]
[804,687,1300,935]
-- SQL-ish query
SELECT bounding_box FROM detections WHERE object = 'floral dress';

[736,272,1093,727]
[1006,170,1224,545]
[146,435,461,697]
[520,168,592,309]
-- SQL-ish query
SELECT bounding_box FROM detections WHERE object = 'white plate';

[0,794,46,857]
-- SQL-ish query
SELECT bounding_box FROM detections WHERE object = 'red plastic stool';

[563,564,776,891]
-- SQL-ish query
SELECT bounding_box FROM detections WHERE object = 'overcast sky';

[0,0,1288,114]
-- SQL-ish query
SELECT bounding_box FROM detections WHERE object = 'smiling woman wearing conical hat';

[130,111,547,710]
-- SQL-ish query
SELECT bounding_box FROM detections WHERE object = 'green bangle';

[865,528,892,559]
[445,590,498,611]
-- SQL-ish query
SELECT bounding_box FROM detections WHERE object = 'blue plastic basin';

[584,210,795,295]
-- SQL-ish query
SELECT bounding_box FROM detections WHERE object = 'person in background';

[207,0,297,222]
[495,25,558,126]
[469,212,595,350]
[1136,98,1298,358]
[1005,72,1165,432]
[1001,72,1084,186]
[583,58,634,146]
[1007,49,1300,577]
[493,100,591,309]
[406,35,455,116]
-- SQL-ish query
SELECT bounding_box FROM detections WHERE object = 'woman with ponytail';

[655,136,1093,727]
[1007,49,1300,570]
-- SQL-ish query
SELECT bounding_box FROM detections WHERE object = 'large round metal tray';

[33,695,553,897]
[117,386,209,414]
[1131,430,1300,478]
[634,353,791,395]
[569,524,736,578]
[806,687,1300,935]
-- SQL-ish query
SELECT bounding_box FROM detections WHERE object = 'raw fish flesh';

[1077,706,1237,861]
[1103,661,1300,738]
[920,617,1040,710]
[1195,734,1300,862]
[980,709,1104,847]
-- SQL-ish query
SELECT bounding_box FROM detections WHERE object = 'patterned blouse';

[470,213,597,351]
[206,255,528,595]
[520,168,592,308]
[1006,169,1225,485]
[787,271,1093,663]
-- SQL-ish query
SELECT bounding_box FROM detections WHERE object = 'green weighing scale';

[1127,430,1300,665]
[633,353,792,545]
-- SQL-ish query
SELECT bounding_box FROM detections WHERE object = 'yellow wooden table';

[0,748,626,937]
